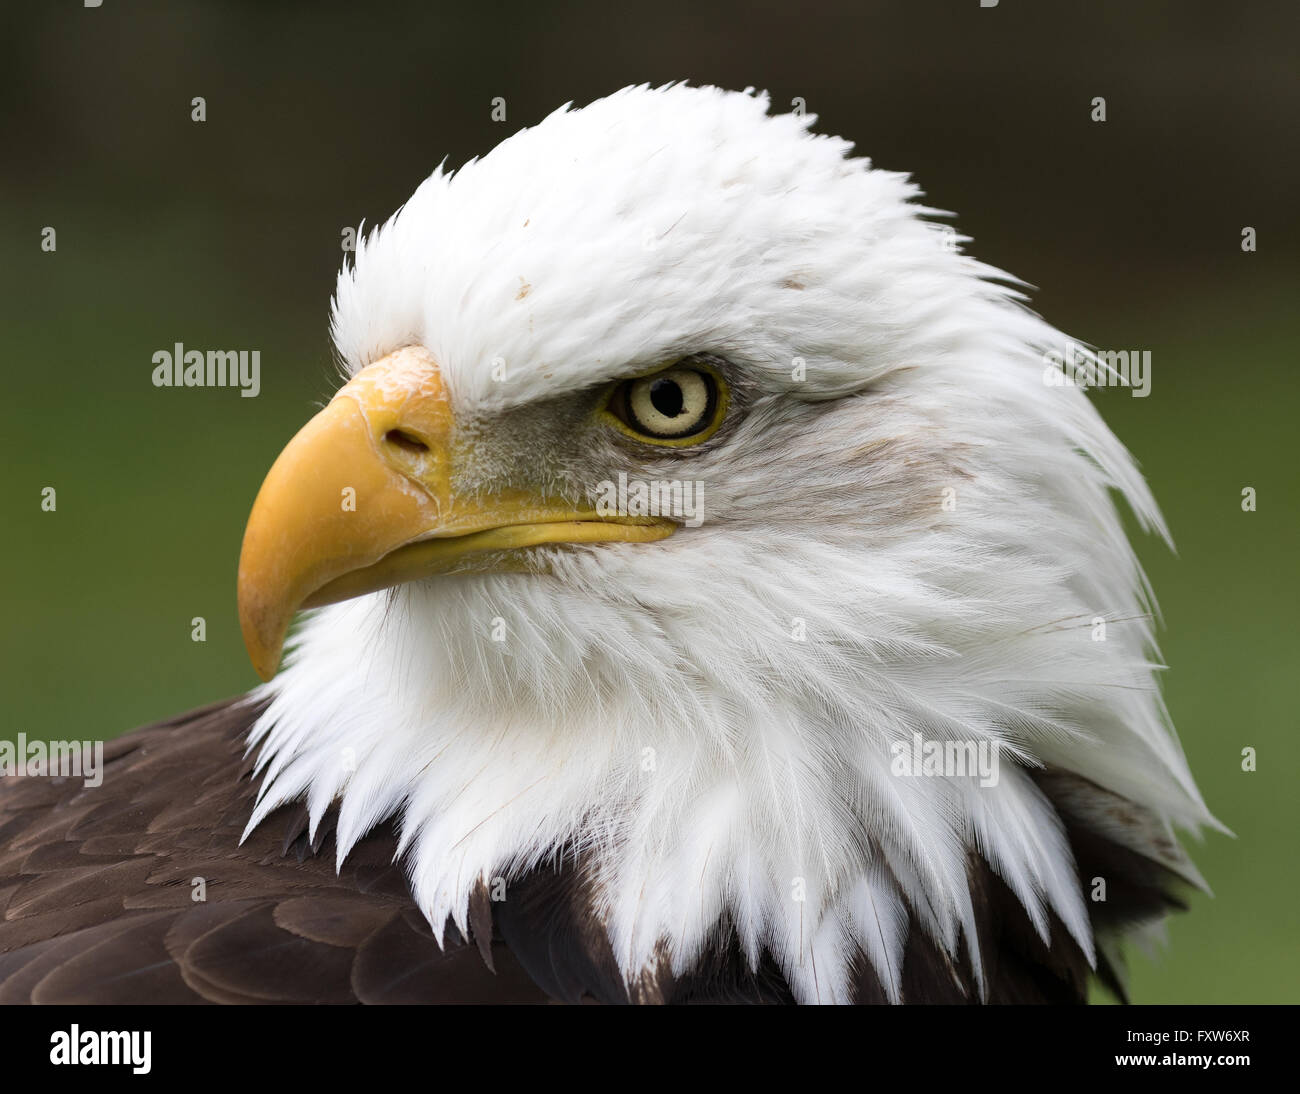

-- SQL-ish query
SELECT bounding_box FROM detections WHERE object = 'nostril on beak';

[384,429,430,454]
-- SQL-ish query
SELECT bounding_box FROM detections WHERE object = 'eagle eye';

[603,359,727,446]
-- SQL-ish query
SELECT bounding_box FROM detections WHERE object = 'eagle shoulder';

[0,698,544,1004]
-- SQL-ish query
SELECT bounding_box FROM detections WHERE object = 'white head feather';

[244,84,1214,1003]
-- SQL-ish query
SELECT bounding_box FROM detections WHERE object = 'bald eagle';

[1,85,1215,1005]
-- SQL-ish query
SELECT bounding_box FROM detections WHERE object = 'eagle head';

[237,85,1214,1003]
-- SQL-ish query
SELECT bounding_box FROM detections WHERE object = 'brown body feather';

[0,698,1183,1003]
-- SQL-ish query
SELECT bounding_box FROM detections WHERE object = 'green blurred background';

[2,1,1295,1002]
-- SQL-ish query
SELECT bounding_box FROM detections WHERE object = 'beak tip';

[238,580,287,684]
[244,628,284,683]
[250,644,280,682]
[244,633,283,684]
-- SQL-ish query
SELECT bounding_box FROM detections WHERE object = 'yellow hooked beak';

[237,346,674,680]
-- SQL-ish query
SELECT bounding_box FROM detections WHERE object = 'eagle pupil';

[650,378,684,418]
